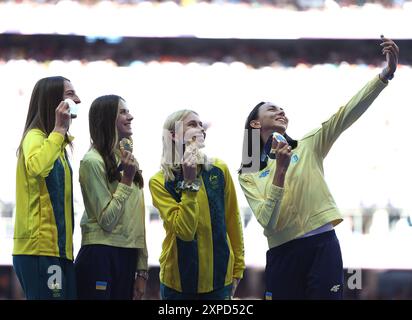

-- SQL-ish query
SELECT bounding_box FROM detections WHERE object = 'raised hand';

[271,137,292,188]
[380,35,399,81]
[182,148,197,183]
[53,101,71,136]
[120,149,137,186]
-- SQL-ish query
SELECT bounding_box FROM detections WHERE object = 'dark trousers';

[13,255,77,300]
[74,244,138,300]
[265,230,343,300]
[160,283,233,300]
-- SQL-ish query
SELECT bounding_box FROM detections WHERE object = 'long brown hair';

[89,95,144,188]
[239,101,297,174]
[18,76,72,155]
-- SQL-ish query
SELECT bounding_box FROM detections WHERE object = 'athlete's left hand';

[133,277,146,300]
[380,36,399,80]
[231,278,240,299]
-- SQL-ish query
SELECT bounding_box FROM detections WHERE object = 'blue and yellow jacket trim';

[14,129,74,260]
[149,158,245,294]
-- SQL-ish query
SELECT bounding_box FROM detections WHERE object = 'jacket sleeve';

[223,165,245,279]
[238,174,284,231]
[136,247,149,271]
[313,75,387,159]
[149,177,199,242]
[137,194,149,271]
[79,157,133,232]
[23,130,65,177]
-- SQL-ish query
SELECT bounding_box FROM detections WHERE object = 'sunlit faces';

[257,102,288,134]
[182,112,206,148]
[116,99,134,139]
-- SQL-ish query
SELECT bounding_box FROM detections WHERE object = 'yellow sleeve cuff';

[267,185,284,202]
[116,183,134,201]
[376,74,389,87]
[48,131,65,146]
[181,191,198,201]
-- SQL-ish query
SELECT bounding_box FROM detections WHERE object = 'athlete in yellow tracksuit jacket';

[150,158,245,297]
[238,36,399,299]
[14,129,74,259]
[13,129,76,299]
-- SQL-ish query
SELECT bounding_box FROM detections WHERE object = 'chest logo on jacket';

[208,173,219,190]
[259,169,270,178]
[291,154,299,164]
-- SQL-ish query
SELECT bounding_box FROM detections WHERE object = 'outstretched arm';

[379,35,399,83]
[313,37,399,158]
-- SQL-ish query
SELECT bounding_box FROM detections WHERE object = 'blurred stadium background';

[1,0,412,299]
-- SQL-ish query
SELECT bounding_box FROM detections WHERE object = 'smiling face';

[62,80,81,103]
[182,112,206,148]
[252,102,288,134]
[116,99,134,139]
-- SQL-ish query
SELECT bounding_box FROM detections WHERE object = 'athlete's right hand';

[53,101,71,136]
[121,150,137,186]
[182,148,197,183]
[273,139,292,173]
[271,138,292,187]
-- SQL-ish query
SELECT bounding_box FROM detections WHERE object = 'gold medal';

[119,138,133,153]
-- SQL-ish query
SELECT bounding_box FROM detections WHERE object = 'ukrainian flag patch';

[96,281,108,291]
[265,291,272,300]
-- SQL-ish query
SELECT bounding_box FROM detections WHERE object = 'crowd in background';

[2,35,412,67]
[0,0,410,10]
[1,0,412,301]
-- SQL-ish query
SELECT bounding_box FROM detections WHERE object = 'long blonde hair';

[160,109,212,181]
